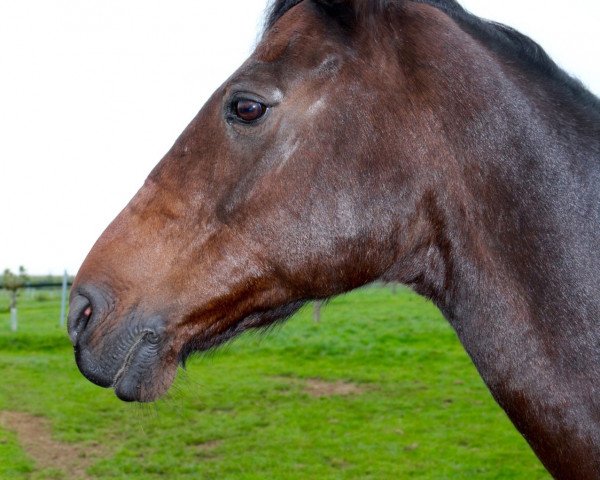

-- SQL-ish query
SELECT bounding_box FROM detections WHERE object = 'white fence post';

[313,301,323,323]
[10,307,17,332]
[59,270,68,328]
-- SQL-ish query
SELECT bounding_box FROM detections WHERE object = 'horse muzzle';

[67,286,174,402]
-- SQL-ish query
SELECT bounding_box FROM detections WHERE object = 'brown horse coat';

[69,1,600,477]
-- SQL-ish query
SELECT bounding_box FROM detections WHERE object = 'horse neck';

[448,77,600,317]
[422,61,600,477]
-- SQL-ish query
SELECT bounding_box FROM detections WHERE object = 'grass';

[0,287,549,479]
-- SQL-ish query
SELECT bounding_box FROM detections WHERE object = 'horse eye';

[235,99,266,123]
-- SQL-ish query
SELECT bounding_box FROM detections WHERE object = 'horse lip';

[111,330,159,391]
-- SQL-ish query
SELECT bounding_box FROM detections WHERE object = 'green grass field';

[0,287,549,479]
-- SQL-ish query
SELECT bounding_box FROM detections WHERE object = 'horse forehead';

[255,2,325,63]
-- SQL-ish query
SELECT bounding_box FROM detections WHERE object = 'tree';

[3,267,28,331]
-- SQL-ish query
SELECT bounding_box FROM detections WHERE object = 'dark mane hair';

[265,0,600,113]
[266,0,393,28]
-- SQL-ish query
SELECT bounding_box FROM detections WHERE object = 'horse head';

[69,0,440,401]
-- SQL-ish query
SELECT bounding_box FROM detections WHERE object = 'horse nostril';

[67,294,94,346]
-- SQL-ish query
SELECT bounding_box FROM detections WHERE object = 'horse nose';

[67,292,96,346]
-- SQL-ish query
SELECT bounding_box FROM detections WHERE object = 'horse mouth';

[75,301,305,402]
[110,330,162,401]
[112,328,182,403]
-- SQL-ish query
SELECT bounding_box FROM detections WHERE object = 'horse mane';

[265,0,600,113]
[266,0,393,28]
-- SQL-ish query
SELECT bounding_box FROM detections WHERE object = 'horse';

[67,1,600,477]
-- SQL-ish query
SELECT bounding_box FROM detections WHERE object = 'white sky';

[1,1,598,275]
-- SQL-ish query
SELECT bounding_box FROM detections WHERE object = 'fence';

[1,271,72,332]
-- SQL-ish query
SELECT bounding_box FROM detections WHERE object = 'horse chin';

[113,358,178,403]
[178,300,306,365]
